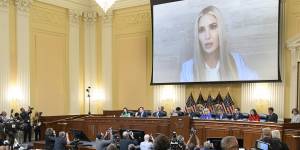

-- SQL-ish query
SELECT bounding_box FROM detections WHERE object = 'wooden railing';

[39,115,300,150]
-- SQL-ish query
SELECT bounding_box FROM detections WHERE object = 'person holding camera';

[45,128,56,150]
[53,131,70,150]
[186,128,201,150]
[33,112,42,141]
[119,131,138,150]
[20,107,33,142]
[96,128,114,150]
[140,134,154,150]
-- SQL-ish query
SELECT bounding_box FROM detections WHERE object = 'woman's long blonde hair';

[193,6,237,81]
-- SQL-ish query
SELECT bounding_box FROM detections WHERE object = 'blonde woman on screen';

[180,6,258,82]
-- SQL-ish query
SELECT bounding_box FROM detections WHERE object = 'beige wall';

[30,1,69,115]
[112,5,153,110]
[2,0,300,117]
[283,0,300,117]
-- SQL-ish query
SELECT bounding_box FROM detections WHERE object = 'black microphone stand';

[87,87,91,115]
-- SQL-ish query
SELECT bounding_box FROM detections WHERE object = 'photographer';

[33,112,42,141]
[0,111,8,123]
[53,131,70,150]
[20,107,33,142]
[45,128,56,150]
[140,134,154,150]
[119,131,138,150]
[186,128,201,150]
[96,128,114,150]
[170,132,186,150]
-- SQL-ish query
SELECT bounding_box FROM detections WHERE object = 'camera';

[190,127,196,135]
[28,106,34,110]
[170,132,185,150]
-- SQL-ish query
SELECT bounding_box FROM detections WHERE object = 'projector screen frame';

[150,0,283,85]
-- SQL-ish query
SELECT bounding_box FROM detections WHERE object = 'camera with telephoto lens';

[170,131,185,150]
[29,106,34,110]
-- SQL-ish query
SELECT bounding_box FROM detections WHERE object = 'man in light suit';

[266,107,278,123]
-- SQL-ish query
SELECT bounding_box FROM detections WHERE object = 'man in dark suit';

[232,107,243,120]
[152,106,167,118]
[266,107,278,123]
[135,107,148,117]
[53,131,69,150]
[20,107,32,142]
[119,131,138,150]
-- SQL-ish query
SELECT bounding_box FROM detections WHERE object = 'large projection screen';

[151,0,281,84]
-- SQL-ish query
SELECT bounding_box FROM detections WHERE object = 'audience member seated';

[135,107,148,118]
[140,134,154,150]
[45,128,56,150]
[291,108,300,123]
[153,134,170,150]
[232,108,243,120]
[215,109,228,120]
[119,131,138,150]
[120,107,131,117]
[266,107,278,123]
[96,128,114,150]
[200,108,212,120]
[248,109,260,122]
[53,131,69,150]
[152,106,167,118]
[221,136,239,150]
[171,107,185,116]
[271,130,289,150]
[106,143,118,150]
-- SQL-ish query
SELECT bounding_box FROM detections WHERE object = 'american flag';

[215,92,226,113]
[196,92,207,108]
[223,92,235,114]
[206,94,215,113]
[185,93,197,113]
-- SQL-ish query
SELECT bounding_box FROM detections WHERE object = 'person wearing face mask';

[180,6,258,82]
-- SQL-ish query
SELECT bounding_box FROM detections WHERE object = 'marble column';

[0,0,10,112]
[15,0,32,107]
[83,11,97,114]
[69,9,81,114]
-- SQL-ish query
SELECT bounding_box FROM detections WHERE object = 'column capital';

[0,0,9,8]
[83,11,97,23]
[69,9,81,24]
[102,11,113,24]
[15,0,32,12]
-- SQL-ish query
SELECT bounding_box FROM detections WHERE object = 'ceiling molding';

[36,0,91,12]
[112,0,149,10]
[35,0,150,15]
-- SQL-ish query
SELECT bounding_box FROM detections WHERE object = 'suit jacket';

[266,113,278,123]
[136,111,148,118]
[233,113,244,120]
[215,113,228,120]
[45,135,55,150]
[152,111,167,117]
[53,136,67,150]
[248,114,260,121]
[119,139,138,150]
[96,139,113,150]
